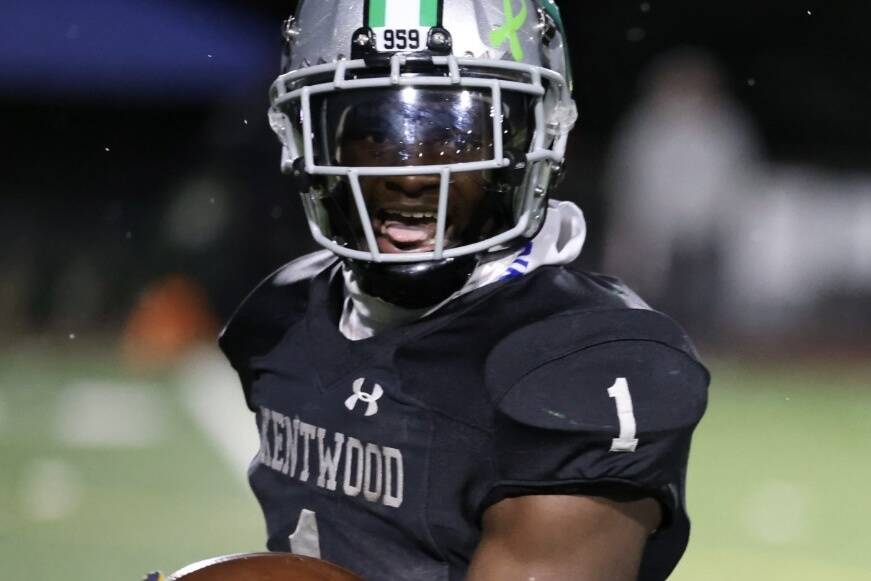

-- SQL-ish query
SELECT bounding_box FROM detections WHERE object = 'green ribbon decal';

[490,0,528,61]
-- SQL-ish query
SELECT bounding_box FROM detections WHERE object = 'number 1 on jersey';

[608,378,639,452]
[289,509,322,558]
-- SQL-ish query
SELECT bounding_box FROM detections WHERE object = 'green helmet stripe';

[539,0,564,31]
[538,0,573,91]
[420,0,439,27]
[369,0,386,27]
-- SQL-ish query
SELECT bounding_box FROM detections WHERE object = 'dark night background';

[2,0,869,340]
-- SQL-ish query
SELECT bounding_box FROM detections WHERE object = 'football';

[150,552,363,580]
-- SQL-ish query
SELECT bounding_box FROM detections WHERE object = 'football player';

[220,1,709,580]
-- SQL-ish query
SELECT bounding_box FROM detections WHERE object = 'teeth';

[386,210,437,219]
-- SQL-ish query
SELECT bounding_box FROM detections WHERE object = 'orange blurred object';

[122,275,219,369]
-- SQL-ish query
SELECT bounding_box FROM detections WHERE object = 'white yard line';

[55,380,166,448]
[177,347,259,487]
[20,458,83,522]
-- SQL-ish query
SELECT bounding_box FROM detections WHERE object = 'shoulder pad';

[219,251,336,407]
[486,308,701,404]
[490,338,708,435]
[483,325,708,507]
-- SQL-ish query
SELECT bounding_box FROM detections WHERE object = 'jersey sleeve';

[219,251,336,410]
[483,309,709,579]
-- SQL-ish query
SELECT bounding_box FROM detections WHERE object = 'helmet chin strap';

[344,255,479,309]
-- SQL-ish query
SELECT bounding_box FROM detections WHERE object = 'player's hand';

[145,552,363,580]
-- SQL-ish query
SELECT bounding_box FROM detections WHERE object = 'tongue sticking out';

[379,214,436,250]
[385,222,432,243]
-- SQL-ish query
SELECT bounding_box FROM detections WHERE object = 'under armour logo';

[345,378,384,417]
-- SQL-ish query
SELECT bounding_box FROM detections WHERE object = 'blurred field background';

[2,1,870,579]
[2,350,869,579]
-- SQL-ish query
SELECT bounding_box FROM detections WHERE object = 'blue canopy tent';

[0,0,279,101]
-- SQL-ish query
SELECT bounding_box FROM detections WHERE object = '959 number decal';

[377,28,423,51]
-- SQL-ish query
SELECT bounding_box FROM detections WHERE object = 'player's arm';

[467,494,660,581]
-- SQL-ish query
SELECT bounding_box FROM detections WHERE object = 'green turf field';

[1,347,869,579]
[673,361,871,580]
[0,347,263,579]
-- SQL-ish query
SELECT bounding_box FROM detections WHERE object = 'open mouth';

[372,208,452,253]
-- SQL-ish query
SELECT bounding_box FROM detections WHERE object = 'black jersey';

[220,251,709,581]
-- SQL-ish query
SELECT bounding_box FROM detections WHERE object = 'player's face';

[330,88,495,253]
[340,145,488,254]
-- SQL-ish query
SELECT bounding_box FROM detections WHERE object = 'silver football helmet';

[268,0,576,269]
